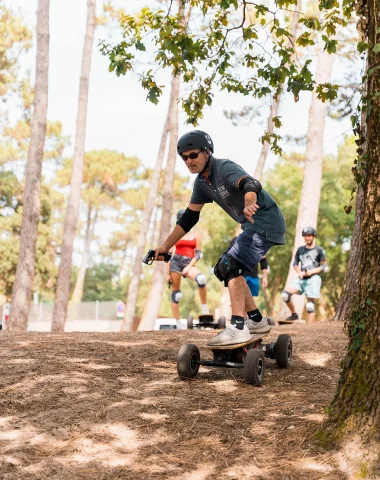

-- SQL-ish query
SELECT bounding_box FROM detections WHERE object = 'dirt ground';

[0,322,349,479]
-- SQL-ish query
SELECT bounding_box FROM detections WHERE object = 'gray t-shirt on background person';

[293,245,326,272]
[190,156,286,244]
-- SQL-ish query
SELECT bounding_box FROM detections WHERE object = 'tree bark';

[8,0,50,332]
[333,186,364,321]
[279,47,335,320]
[120,118,170,331]
[148,202,160,247]
[254,0,301,181]
[70,206,98,303]
[51,0,96,332]
[324,4,380,474]
[263,274,281,316]
[138,74,180,331]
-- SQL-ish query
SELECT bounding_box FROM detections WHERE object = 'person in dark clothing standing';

[281,227,328,322]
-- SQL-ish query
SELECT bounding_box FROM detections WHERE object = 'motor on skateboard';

[187,314,226,330]
[177,333,292,386]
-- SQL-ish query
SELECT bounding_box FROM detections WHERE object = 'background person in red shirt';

[166,209,210,323]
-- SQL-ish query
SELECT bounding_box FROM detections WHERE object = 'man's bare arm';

[243,192,259,223]
[293,263,304,279]
[304,259,328,277]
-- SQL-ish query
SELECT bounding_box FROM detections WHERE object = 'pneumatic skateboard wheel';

[177,344,200,380]
[275,334,292,368]
[187,314,194,329]
[218,316,226,329]
[243,349,265,386]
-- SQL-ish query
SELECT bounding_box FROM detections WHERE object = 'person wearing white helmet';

[154,130,286,346]
[281,227,328,322]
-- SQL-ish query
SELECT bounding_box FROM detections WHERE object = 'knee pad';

[195,273,206,288]
[171,290,182,304]
[214,254,245,285]
[281,290,291,303]
[306,301,315,313]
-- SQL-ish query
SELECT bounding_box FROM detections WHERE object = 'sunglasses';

[180,149,204,161]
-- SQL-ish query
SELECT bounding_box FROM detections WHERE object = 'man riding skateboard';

[154,130,286,346]
[281,227,328,322]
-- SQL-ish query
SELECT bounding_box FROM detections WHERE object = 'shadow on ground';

[0,322,348,479]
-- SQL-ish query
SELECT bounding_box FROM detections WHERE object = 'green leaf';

[372,43,380,53]
[272,116,282,128]
[319,0,339,9]
[322,35,337,54]
[344,205,352,214]
[135,41,146,51]
[357,41,370,53]
[350,114,358,128]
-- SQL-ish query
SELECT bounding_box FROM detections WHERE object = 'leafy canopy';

[101,0,354,153]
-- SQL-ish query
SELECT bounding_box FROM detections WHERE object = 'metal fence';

[1,301,125,332]
[28,301,121,323]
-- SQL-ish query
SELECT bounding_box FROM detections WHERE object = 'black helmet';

[302,227,317,236]
[177,130,214,155]
[177,208,186,221]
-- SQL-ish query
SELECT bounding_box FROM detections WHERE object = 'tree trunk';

[8,0,50,332]
[120,117,170,331]
[71,206,98,303]
[333,186,364,321]
[138,74,180,331]
[333,49,369,323]
[324,8,380,473]
[278,47,335,320]
[148,202,160,247]
[254,0,301,181]
[51,0,96,333]
[263,274,281,316]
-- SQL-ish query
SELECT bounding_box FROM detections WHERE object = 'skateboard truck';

[143,249,172,265]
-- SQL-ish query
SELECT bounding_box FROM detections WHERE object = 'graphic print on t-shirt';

[294,245,326,271]
[217,185,230,199]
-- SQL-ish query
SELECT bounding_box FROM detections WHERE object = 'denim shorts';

[169,254,192,273]
[227,230,275,271]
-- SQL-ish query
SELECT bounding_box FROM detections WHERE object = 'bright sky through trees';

[7,0,358,178]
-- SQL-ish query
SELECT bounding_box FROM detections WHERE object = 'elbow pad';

[238,177,262,195]
[260,257,269,270]
[195,249,203,260]
[320,264,329,273]
[176,208,200,233]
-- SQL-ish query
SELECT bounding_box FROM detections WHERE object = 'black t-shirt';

[293,245,326,271]
[245,257,269,279]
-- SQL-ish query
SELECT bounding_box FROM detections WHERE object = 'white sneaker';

[246,317,271,334]
[207,324,252,346]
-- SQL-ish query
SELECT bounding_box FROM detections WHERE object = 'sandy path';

[0,322,348,479]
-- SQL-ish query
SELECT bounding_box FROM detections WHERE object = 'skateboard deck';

[207,333,269,350]
[278,319,306,325]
